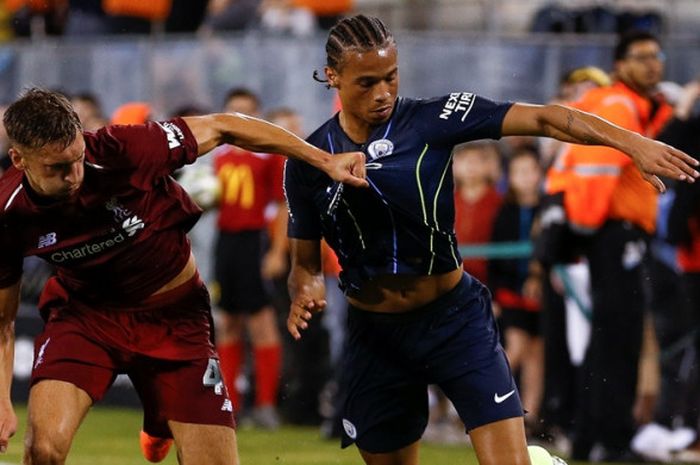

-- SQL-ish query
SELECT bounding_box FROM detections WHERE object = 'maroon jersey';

[0,118,202,306]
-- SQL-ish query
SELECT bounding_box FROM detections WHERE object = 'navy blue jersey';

[285,93,513,292]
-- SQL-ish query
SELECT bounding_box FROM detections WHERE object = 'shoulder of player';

[400,92,481,119]
[305,117,336,149]
[0,168,23,213]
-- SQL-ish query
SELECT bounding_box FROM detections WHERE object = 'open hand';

[325,152,368,188]
[287,295,326,340]
[632,138,699,192]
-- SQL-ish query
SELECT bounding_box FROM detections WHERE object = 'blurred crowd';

[2,21,700,465]
[0,0,353,39]
[0,0,678,40]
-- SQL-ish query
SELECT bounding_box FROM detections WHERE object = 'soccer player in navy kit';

[0,88,366,465]
[284,15,699,465]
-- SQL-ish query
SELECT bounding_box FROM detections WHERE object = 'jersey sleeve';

[413,93,514,147]
[284,159,322,240]
[91,117,199,189]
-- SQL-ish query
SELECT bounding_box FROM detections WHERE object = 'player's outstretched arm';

[287,239,326,341]
[0,281,20,454]
[501,103,700,192]
[183,114,368,188]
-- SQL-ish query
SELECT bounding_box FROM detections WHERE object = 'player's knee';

[24,432,70,465]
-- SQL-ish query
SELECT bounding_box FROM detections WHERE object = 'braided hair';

[313,15,395,85]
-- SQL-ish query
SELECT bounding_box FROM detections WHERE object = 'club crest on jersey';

[367,139,394,160]
[105,197,132,222]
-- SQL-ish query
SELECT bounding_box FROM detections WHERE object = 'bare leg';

[246,306,280,346]
[504,327,529,372]
[169,421,238,465]
[217,312,245,345]
[24,380,92,465]
[358,440,420,465]
[520,336,544,421]
[469,417,530,465]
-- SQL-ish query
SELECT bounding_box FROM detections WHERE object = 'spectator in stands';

[101,0,171,34]
[6,0,67,37]
[202,0,260,32]
[453,141,503,286]
[165,0,209,33]
[540,66,612,169]
[259,0,317,36]
[111,102,152,125]
[212,88,285,429]
[64,0,108,36]
[293,0,352,29]
[488,146,544,437]
[553,30,674,462]
[70,92,108,131]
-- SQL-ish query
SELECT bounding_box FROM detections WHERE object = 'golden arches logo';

[220,164,255,208]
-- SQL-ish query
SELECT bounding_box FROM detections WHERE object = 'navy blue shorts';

[339,273,523,453]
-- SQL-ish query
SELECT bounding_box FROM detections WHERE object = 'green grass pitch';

[1,406,471,464]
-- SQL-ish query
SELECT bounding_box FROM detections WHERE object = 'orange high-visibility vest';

[292,0,352,16]
[103,0,172,21]
[552,81,672,234]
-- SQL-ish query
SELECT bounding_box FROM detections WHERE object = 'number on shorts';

[202,358,223,388]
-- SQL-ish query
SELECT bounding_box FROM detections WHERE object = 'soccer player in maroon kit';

[0,88,366,465]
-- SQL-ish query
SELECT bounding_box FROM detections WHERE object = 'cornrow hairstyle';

[313,15,395,85]
[4,87,82,150]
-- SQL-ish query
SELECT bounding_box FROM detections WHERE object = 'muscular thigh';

[130,357,236,439]
[26,380,93,453]
[169,421,239,465]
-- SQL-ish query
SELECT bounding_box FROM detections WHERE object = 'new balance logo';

[37,232,57,249]
[494,390,516,404]
[122,216,145,237]
[221,399,233,412]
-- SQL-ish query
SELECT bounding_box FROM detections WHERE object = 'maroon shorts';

[31,275,235,437]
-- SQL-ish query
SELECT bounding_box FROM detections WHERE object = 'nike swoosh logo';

[494,390,516,404]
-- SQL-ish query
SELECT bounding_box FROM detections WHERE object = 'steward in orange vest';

[549,80,673,234]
